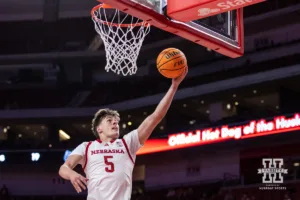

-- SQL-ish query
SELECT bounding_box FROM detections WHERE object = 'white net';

[91,5,151,76]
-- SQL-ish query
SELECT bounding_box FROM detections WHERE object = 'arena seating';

[2,181,297,200]
[0,86,79,109]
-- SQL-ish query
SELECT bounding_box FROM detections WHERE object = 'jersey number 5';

[104,156,115,173]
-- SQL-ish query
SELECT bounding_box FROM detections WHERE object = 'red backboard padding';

[167,0,266,22]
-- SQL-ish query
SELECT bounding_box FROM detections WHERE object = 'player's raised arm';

[137,67,188,144]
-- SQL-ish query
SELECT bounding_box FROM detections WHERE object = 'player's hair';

[91,108,120,138]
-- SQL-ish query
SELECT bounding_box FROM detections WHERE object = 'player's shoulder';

[78,141,94,148]
[122,129,138,139]
[123,129,137,137]
[70,141,94,156]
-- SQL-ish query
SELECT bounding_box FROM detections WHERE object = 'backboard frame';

[95,0,244,58]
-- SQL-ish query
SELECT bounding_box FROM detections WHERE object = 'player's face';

[98,115,120,139]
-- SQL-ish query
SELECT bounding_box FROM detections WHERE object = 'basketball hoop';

[91,3,151,76]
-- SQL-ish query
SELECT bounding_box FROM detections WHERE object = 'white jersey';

[70,129,142,200]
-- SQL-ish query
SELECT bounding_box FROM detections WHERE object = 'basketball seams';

[157,55,185,69]
[157,48,175,66]
[157,50,171,66]
[160,66,186,71]
[159,67,185,78]
[159,70,172,78]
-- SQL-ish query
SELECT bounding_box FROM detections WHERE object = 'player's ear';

[96,125,102,134]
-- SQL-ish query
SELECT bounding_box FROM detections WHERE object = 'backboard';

[95,0,265,58]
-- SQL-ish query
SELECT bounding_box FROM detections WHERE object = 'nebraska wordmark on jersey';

[70,129,142,200]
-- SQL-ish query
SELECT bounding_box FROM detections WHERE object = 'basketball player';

[58,68,187,200]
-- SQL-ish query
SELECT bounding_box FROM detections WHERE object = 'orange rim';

[91,4,150,27]
[100,2,114,9]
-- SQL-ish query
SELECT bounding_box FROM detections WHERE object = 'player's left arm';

[137,68,188,144]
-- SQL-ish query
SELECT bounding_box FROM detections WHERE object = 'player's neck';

[99,136,115,143]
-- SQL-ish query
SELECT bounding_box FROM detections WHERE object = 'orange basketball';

[157,48,187,78]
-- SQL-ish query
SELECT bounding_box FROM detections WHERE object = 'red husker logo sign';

[137,114,300,155]
[168,0,266,22]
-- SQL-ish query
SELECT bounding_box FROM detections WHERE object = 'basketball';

[157,48,187,79]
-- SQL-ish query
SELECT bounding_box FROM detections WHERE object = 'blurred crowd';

[0,183,296,200]
[0,185,10,200]
[131,187,294,200]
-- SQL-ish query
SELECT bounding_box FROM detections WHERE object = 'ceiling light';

[200,100,204,104]
[189,120,196,125]
[253,90,257,94]
[183,104,187,108]
[159,126,164,130]
[235,102,239,106]
[128,121,132,126]
[0,154,5,162]
[59,130,70,140]
[261,100,264,104]
[226,104,231,110]
[233,94,236,98]
[122,123,126,129]
[206,110,210,114]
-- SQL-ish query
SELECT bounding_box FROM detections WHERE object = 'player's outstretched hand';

[172,66,188,87]
[69,171,88,193]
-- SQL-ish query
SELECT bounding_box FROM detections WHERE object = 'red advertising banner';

[137,113,300,155]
